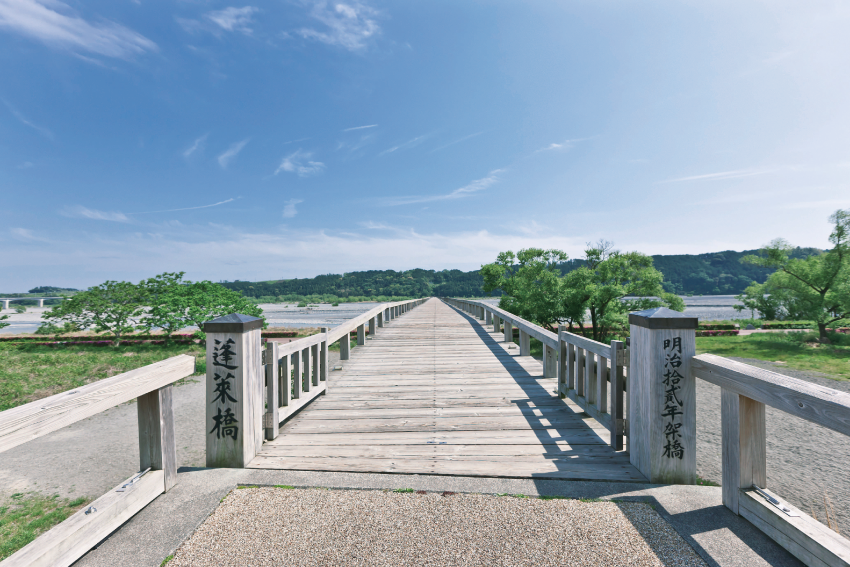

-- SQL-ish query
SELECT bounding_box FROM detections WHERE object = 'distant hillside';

[221,247,822,300]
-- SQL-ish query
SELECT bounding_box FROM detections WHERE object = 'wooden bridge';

[4,296,850,567]
[249,298,644,481]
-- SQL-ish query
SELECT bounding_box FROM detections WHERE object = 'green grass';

[0,492,91,560]
[0,342,204,411]
[392,488,415,493]
[696,331,850,381]
[696,476,720,487]
[160,555,174,566]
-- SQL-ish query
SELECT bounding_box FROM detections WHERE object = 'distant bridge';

[0,297,65,310]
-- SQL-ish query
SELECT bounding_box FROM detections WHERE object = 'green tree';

[41,280,147,346]
[481,241,683,342]
[481,249,568,328]
[563,241,684,341]
[0,314,9,330]
[742,209,850,341]
[141,273,265,340]
[733,281,785,321]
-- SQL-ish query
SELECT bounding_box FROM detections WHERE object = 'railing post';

[280,353,291,407]
[628,307,697,484]
[357,323,366,345]
[576,347,585,397]
[494,315,501,334]
[368,316,376,336]
[302,347,312,393]
[203,314,264,468]
[378,312,384,328]
[610,340,625,450]
[485,310,492,325]
[519,330,530,356]
[543,343,556,378]
[340,331,350,360]
[320,328,329,382]
[264,341,279,441]
[292,348,303,398]
[503,319,513,343]
[722,390,766,514]
[558,326,567,398]
[311,342,319,387]
[137,384,177,492]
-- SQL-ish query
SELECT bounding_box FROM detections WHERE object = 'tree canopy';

[740,209,850,340]
[482,242,684,342]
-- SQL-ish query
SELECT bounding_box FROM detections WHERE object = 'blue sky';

[1,0,849,290]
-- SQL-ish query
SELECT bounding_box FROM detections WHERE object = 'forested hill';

[221,247,821,300]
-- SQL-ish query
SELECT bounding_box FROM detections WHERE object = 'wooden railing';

[0,355,195,567]
[443,298,628,450]
[261,298,427,441]
[691,354,850,567]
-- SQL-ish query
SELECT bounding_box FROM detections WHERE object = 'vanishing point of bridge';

[249,298,644,481]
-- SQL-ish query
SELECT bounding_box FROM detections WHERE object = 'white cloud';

[297,1,379,51]
[343,124,377,132]
[378,134,428,156]
[9,227,47,241]
[128,198,236,215]
[430,131,484,153]
[275,149,325,177]
[61,205,129,222]
[385,169,503,206]
[17,161,33,169]
[661,169,775,183]
[183,134,208,158]
[218,139,249,168]
[0,0,157,59]
[282,199,303,218]
[3,99,53,139]
[205,6,258,34]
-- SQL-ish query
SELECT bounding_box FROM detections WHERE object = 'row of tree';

[735,209,850,341]
[481,241,684,342]
[31,273,263,345]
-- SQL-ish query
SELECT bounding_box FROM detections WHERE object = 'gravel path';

[696,358,850,535]
[168,487,707,567]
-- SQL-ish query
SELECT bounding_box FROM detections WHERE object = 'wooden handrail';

[0,354,195,567]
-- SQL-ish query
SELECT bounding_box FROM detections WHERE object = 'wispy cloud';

[0,0,157,59]
[17,161,34,169]
[378,134,429,156]
[218,139,249,168]
[2,99,53,139]
[282,198,303,218]
[206,6,258,34]
[183,134,208,158]
[430,131,484,153]
[9,227,47,241]
[661,169,774,183]
[61,206,130,222]
[535,137,592,152]
[275,149,325,177]
[384,169,503,206]
[297,1,379,51]
[343,124,377,132]
[128,198,237,215]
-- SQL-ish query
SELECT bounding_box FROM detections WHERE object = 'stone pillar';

[204,314,264,468]
[628,307,697,484]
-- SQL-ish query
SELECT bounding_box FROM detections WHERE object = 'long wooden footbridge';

[249,298,645,481]
[3,296,850,567]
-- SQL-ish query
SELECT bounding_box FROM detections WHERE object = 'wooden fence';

[447,297,850,567]
[0,355,195,567]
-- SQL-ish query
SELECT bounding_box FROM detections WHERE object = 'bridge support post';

[38,299,44,308]
[203,314,264,468]
[1,300,8,310]
[628,308,697,484]
[519,330,530,356]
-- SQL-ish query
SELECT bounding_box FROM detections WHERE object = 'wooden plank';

[1,470,164,567]
[264,342,279,441]
[265,430,611,445]
[739,488,850,567]
[694,354,850,436]
[278,382,326,423]
[0,355,193,455]
[137,385,177,492]
[722,390,766,515]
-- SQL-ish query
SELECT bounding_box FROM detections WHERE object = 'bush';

[696,330,740,337]
[297,302,307,307]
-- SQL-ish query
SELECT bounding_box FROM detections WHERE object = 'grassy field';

[0,492,91,560]
[696,331,850,381]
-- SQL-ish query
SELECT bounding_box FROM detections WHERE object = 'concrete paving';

[72,467,802,567]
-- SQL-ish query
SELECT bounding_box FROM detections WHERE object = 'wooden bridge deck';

[249,298,646,482]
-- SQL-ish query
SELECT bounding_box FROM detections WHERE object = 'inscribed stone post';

[204,314,264,468]
[628,307,697,484]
